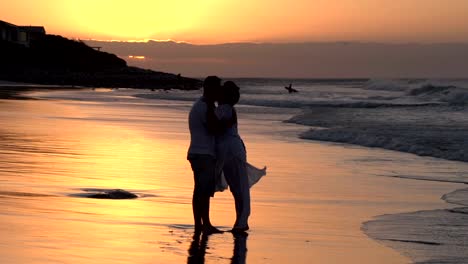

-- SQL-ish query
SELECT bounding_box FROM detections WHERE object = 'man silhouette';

[187,76,224,234]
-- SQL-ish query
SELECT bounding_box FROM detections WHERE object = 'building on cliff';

[0,20,45,47]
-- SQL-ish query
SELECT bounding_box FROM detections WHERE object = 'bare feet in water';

[231,225,249,233]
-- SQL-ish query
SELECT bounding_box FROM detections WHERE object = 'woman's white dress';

[214,104,266,228]
[214,104,266,192]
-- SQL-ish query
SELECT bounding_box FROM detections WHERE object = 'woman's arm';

[207,104,235,135]
[206,102,225,135]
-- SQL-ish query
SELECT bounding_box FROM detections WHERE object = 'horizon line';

[80,38,468,46]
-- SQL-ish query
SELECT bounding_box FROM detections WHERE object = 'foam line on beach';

[379,174,468,185]
[442,188,468,206]
[363,202,468,263]
[363,185,468,263]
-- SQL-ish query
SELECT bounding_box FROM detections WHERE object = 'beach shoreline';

[0,80,88,99]
[0,87,468,264]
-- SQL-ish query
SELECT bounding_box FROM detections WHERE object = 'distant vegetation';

[0,35,200,89]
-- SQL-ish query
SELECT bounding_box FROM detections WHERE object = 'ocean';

[0,78,467,263]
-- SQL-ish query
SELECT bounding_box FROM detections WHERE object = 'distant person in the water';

[285,83,298,93]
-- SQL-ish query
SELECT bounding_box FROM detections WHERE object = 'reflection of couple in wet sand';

[187,76,266,235]
[188,232,248,264]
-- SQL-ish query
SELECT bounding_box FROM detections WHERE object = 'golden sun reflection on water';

[128,55,146,60]
[0,98,197,263]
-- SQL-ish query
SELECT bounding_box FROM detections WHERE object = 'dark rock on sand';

[86,189,138,199]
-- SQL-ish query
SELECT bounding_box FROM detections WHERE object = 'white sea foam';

[364,79,414,91]
[442,188,468,207]
[408,84,468,105]
[298,126,468,162]
[364,78,468,105]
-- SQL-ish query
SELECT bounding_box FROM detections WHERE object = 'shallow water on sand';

[0,90,466,263]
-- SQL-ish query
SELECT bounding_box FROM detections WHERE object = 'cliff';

[0,34,201,89]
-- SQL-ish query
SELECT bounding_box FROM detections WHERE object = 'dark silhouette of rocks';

[0,34,201,90]
[86,189,138,199]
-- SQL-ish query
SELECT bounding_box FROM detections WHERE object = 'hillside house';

[0,20,18,42]
[0,20,46,46]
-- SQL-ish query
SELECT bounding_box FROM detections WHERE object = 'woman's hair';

[223,81,240,105]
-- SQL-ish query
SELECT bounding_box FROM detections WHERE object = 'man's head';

[203,76,222,102]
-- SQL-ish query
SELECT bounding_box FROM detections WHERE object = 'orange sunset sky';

[2,0,468,44]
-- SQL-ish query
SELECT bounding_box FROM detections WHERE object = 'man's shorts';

[188,154,216,197]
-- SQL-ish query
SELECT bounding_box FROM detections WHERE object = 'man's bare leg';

[192,191,203,232]
[201,195,223,234]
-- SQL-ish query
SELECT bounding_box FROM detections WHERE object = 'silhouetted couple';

[187,76,266,235]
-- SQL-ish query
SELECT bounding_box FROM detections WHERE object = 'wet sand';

[0,80,84,100]
[0,90,465,263]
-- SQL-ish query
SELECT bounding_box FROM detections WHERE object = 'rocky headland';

[0,34,201,90]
